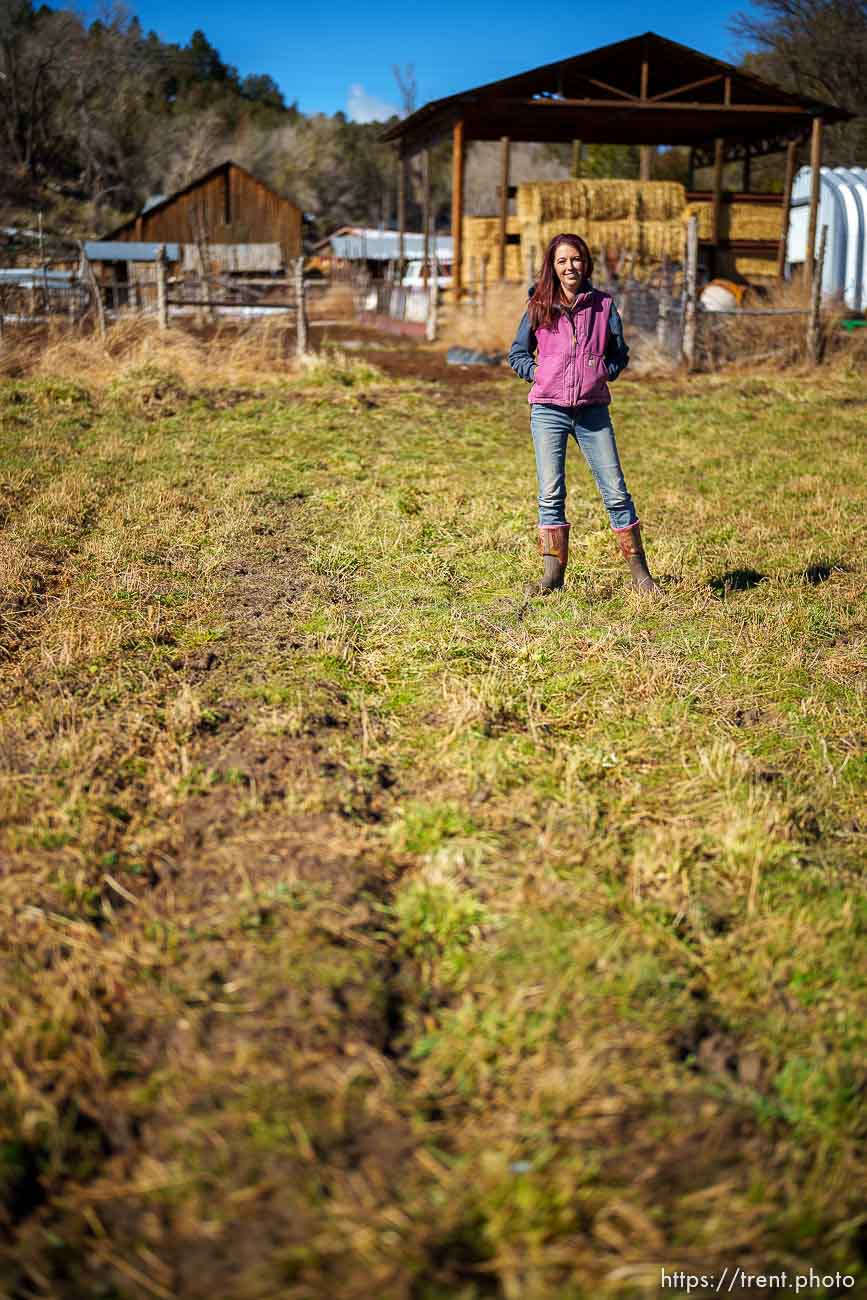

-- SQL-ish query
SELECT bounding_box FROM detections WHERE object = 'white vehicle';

[402,259,452,289]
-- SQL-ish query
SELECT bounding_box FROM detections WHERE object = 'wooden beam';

[649,73,724,103]
[583,76,639,101]
[711,137,725,255]
[397,156,406,274]
[451,119,465,299]
[639,54,652,178]
[502,97,810,114]
[498,136,510,282]
[805,115,824,292]
[776,138,798,281]
[422,148,431,286]
[571,139,582,178]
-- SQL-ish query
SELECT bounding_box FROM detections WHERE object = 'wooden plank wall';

[122,164,302,266]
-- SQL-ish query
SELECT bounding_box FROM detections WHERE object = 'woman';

[508,233,660,597]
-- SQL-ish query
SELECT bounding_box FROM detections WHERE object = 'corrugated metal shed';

[787,166,867,310]
[328,229,454,261]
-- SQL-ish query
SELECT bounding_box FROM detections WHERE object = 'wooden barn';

[104,161,303,270]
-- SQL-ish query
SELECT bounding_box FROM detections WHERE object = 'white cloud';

[347,83,399,123]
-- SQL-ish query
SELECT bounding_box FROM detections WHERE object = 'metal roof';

[0,269,76,284]
[84,241,181,261]
[383,31,852,163]
[328,230,454,261]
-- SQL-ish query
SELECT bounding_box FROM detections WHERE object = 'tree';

[732,0,867,162]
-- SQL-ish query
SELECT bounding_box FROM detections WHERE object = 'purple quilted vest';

[529,289,613,408]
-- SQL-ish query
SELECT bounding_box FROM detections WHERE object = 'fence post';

[807,224,827,364]
[79,243,106,340]
[155,245,168,331]
[426,272,439,343]
[294,257,308,357]
[682,215,698,368]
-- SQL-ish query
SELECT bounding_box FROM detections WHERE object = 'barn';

[103,161,303,272]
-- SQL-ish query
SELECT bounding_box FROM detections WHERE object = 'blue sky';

[86,0,757,121]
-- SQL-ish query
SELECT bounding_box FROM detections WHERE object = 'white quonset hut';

[787,166,867,311]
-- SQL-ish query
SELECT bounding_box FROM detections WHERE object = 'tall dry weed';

[3,316,302,387]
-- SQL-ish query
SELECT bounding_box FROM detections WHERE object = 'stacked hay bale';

[683,199,784,278]
[462,216,523,284]
[517,179,686,271]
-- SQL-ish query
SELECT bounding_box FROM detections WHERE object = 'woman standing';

[508,233,660,597]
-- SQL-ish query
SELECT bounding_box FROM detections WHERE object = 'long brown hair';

[528,233,594,331]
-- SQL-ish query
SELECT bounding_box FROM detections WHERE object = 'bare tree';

[392,64,417,117]
[732,0,867,161]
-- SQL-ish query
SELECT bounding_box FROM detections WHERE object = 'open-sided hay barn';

[383,32,852,295]
[105,161,303,269]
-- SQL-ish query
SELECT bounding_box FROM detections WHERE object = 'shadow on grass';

[802,561,843,586]
[709,568,767,598]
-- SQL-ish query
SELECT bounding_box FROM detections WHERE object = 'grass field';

[1,327,866,1299]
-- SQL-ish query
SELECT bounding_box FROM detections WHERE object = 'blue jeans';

[530,402,638,530]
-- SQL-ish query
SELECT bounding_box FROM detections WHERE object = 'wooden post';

[742,149,751,194]
[777,139,798,281]
[294,256,308,357]
[525,244,536,287]
[80,245,106,340]
[807,224,827,364]
[805,116,824,293]
[426,263,439,342]
[397,153,406,278]
[155,245,168,331]
[656,259,670,350]
[422,149,431,287]
[571,139,582,179]
[686,148,695,192]
[711,138,725,251]
[498,135,510,282]
[682,215,698,368]
[639,55,652,180]
[468,255,477,308]
[451,119,465,300]
[479,256,487,313]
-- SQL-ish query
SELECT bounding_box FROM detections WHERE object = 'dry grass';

[1,332,866,1298]
[0,317,303,387]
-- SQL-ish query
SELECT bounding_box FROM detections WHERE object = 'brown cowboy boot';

[528,523,570,596]
[616,521,661,595]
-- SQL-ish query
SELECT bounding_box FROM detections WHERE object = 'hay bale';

[518,179,686,270]
[683,200,784,242]
[720,251,780,280]
[517,179,684,225]
[462,216,523,283]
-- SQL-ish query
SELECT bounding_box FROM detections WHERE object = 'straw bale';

[517,179,686,270]
[683,200,783,242]
[517,179,685,225]
[720,251,780,280]
[462,216,523,283]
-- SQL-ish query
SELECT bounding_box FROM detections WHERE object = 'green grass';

[0,352,865,1298]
